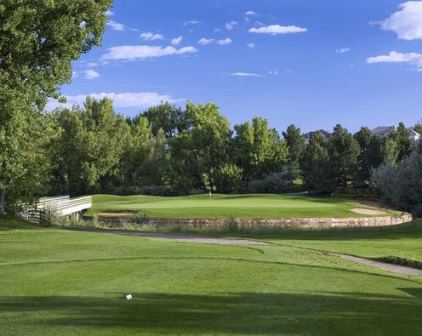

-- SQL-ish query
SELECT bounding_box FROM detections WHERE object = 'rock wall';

[95,213,413,230]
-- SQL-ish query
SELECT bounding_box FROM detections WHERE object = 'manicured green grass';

[247,220,422,262]
[89,194,392,218]
[1,217,422,335]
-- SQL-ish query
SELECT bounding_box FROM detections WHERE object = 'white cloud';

[245,10,257,16]
[216,38,232,46]
[106,10,114,17]
[84,70,100,79]
[140,32,164,41]
[249,24,307,35]
[336,48,351,54]
[86,62,98,68]
[367,51,422,70]
[184,20,201,26]
[171,36,183,46]
[225,21,238,30]
[102,45,198,61]
[230,72,263,77]
[247,43,256,49]
[268,70,279,76]
[107,20,125,31]
[380,1,422,40]
[198,37,232,46]
[48,92,184,111]
[198,38,215,45]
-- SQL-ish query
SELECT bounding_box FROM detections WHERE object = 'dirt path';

[334,254,422,276]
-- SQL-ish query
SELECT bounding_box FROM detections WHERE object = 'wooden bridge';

[22,195,92,225]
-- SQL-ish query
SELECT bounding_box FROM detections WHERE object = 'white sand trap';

[351,208,387,216]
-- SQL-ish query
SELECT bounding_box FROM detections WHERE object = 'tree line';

[41,99,419,200]
[1,1,421,216]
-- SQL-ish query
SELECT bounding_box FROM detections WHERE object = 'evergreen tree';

[283,124,305,184]
[353,127,372,186]
[300,132,332,194]
[328,125,360,188]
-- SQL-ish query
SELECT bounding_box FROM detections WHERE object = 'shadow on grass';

[1,291,422,335]
[0,217,40,231]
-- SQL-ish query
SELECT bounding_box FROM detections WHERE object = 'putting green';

[89,194,394,219]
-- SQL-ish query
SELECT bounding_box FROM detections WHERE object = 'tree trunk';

[0,186,5,216]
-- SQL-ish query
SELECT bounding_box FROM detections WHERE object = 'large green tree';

[328,125,360,188]
[0,0,111,214]
[185,103,232,192]
[234,117,288,183]
[139,103,188,138]
[51,98,130,195]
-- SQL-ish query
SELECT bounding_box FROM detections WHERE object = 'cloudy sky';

[57,0,422,132]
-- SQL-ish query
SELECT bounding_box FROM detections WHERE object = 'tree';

[395,122,411,162]
[51,98,130,195]
[382,134,400,164]
[283,124,305,184]
[353,127,372,186]
[372,141,422,216]
[234,117,288,183]
[139,103,187,138]
[300,132,332,194]
[328,125,360,188]
[0,0,111,214]
[185,103,232,192]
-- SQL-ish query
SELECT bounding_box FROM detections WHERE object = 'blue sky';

[57,0,422,132]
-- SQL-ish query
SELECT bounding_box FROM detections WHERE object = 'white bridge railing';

[22,195,92,225]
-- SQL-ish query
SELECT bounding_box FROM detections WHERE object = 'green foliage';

[0,0,111,213]
[214,164,243,193]
[300,132,332,194]
[353,127,372,186]
[328,124,361,188]
[283,124,305,183]
[372,141,422,215]
[0,0,111,108]
[234,117,288,182]
[395,122,412,162]
[138,102,188,138]
[247,173,290,194]
[50,98,130,195]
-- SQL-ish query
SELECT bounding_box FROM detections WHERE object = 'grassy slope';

[89,194,393,218]
[1,218,422,335]
[248,220,422,262]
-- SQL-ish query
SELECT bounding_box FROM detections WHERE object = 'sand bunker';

[351,208,387,216]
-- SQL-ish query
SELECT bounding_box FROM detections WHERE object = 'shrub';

[214,164,243,193]
[371,141,422,215]
[247,173,289,194]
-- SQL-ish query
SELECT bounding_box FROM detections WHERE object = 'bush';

[247,173,289,194]
[214,164,243,193]
[371,141,422,214]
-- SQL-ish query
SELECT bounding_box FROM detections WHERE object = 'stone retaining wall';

[95,213,413,230]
